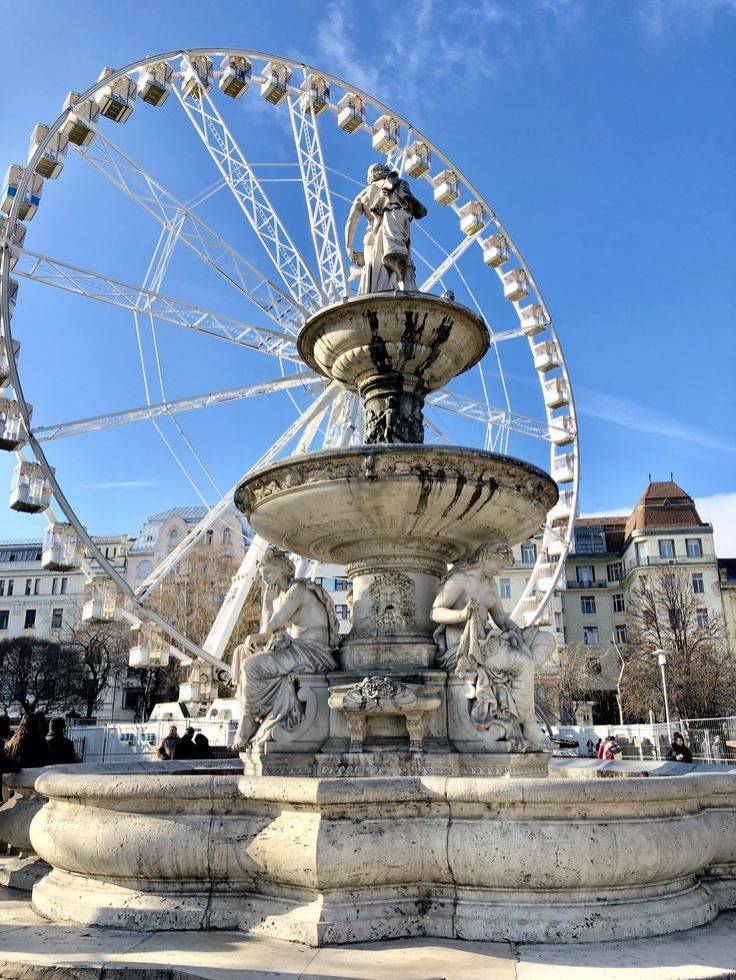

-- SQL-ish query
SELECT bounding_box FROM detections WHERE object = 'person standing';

[157,725,179,761]
[666,732,693,763]
[4,712,50,769]
[173,727,196,760]
[46,718,79,765]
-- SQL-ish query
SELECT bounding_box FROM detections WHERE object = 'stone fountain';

[25,164,736,947]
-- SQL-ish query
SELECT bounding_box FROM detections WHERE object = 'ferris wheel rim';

[0,45,579,654]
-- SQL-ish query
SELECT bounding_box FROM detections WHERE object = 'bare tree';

[0,636,80,715]
[126,661,181,721]
[621,568,736,721]
[537,643,604,725]
[67,620,130,720]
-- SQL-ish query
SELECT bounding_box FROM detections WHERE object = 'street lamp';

[653,648,672,737]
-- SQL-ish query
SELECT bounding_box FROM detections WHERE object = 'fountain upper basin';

[297,292,490,395]
[235,445,557,567]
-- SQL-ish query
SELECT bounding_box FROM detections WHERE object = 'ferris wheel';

[0,48,579,680]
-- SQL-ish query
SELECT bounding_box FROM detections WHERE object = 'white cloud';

[696,493,736,556]
[636,0,736,41]
[81,480,160,490]
[575,385,736,454]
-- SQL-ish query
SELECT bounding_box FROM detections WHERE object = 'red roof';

[625,480,706,537]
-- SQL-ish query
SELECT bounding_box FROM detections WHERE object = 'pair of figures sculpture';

[231,168,552,753]
[232,541,553,753]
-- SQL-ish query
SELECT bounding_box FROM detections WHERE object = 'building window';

[122,689,142,712]
[581,595,596,614]
[60,577,67,595]
[314,576,324,587]
[692,573,704,594]
[521,543,537,564]
[24,578,32,596]
[23,609,36,630]
[659,539,675,559]
[136,560,153,580]
[575,531,592,555]
[335,604,350,621]
[34,578,39,595]
[697,608,709,628]
[636,542,648,566]
[583,626,599,645]
[0,581,4,597]
[222,527,232,546]
[615,624,628,644]
[577,565,595,586]
[334,577,349,592]
[499,578,511,599]
[205,529,213,546]
[586,658,602,676]
[51,608,63,630]
[686,538,703,558]
[607,562,623,583]
[51,577,58,594]
[613,593,625,613]
[555,612,564,635]
[0,610,8,630]
[7,580,13,596]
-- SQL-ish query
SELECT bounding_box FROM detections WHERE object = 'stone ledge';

[2,886,736,978]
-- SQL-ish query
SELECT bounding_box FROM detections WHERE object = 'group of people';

[0,711,78,775]
[591,731,694,763]
[156,725,212,761]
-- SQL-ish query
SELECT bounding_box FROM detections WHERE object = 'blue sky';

[0,0,734,551]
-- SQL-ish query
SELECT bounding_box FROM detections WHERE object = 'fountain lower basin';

[26,766,736,946]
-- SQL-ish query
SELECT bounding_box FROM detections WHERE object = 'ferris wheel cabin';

[137,62,174,107]
[27,124,68,180]
[0,397,28,451]
[300,74,330,115]
[1,165,43,222]
[42,523,83,571]
[9,460,52,513]
[260,61,291,105]
[60,92,100,147]
[219,56,252,100]
[181,56,214,100]
[94,68,137,123]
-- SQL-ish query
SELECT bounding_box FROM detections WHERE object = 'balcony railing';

[624,554,712,576]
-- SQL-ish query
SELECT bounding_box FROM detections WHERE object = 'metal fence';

[554,716,736,764]
[69,718,239,764]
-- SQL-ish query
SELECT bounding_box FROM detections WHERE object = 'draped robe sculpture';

[431,539,555,752]
[231,547,339,749]
[345,163,427,294]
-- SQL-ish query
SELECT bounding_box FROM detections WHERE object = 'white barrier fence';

[69,718,238,764]
[554,716,736,764]
[66,716,736,765]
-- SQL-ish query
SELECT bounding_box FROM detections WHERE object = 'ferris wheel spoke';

[73,130,306,333]
[428,389,566,442]
[32,373,320,442]
[173,53,327,312]
[419,232,482,293]
[14,247,300,358]
[134,382,340,600]
[287,87,348,301]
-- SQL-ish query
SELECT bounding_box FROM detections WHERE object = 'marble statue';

[431,539,555,752]
[345,163,427,294]
[231,546,339,749]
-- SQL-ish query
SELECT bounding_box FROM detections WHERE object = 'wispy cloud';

[575,384,736,454]
[636,0,736,42]
[81,480,161,490]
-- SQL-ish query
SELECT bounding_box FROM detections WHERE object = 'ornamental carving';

[367,572,415,635]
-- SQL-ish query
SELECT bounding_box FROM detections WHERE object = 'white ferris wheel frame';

[0,47,580,679]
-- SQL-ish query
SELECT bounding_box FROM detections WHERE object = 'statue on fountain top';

[345,162,427,295]
[231,546,339,749]
[431,538,555,752]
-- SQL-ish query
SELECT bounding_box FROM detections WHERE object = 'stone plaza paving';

[1,885,736,979]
